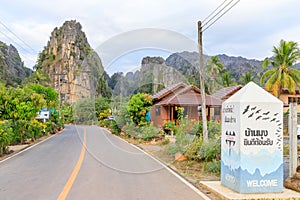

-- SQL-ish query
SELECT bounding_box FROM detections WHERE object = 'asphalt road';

[0,125,208,200]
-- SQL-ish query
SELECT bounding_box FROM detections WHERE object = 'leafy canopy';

[260,39,300,96]
[127,93,152,125]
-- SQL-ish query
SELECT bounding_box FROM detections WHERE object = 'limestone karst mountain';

[36,20,110,104]
[0,41,32,86]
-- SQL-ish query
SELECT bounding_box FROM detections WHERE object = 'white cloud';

[0,0,299,71]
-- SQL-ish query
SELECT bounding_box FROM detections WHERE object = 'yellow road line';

[57,128,86,200]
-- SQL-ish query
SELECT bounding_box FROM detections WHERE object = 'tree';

[23,69,50,86]
[205,56,224,94]
[221,70,235,87]
[260,40,300,97]
[127,93,152,125]
[28,84,58,109]
[240,71,257,85]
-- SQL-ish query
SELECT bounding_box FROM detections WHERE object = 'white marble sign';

[221,82,283,193]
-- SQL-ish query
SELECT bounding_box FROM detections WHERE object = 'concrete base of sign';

[200,181,300,200]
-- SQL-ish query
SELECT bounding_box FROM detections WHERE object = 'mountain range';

[2,19,294,100]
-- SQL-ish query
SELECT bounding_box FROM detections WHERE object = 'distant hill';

[110,51,265,96]
[0,41,32,86]
[166,51,263,82]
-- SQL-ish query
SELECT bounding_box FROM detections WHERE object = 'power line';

[202,0,229,24]
[202,0,234,28]
[0,20,38,65]
[202,0,240,33]
[0,20,37,54]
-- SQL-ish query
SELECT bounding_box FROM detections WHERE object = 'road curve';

[0,125,209,200]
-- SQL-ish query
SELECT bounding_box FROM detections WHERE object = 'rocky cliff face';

[0,41,32,86]
[138,56,187,94]
[166,51,263,82]
[37,20,108,103]
[110,52,266,97]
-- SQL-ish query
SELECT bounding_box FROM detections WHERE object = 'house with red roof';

[150,82,222,127]
[211,85,243,102]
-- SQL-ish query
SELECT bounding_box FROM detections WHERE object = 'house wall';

[278,94,300,112]
[187,106,198,121]
[150,105,168,127]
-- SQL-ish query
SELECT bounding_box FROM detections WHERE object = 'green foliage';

[122,122,138,138]
[127,93,152,125]
[26,119,45,141]
[103,120,121,135]
[184,137,221,162]
[0,121,13,155]
[176,117,194,148]
[199,138,221,162]
[0,84,60,147]
[175,106,184,123]
[23,69,51,86]
[136,123,160,141]
[260,39,300,96]
[28,84,58,108]
[184,137,202,160]
[198,121,221,139]
[205,56,224,93]
[60,103,74,124]
[240,71,258,85]
[206,161,221,174]
[163,121,178,135]
[95,97,111,117]
[73,98,96,125]
[166,144,183,155]
[115,102,132,128]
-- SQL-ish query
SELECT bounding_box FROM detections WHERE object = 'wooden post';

[198,21,208,142]
[289,102,298,177]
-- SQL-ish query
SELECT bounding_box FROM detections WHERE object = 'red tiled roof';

[152,82,186,100]
[212,85,243,101]
[155,84,222,106]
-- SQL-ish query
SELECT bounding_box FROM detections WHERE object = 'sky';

[0,0,299,75]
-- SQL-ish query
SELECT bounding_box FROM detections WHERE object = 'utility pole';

[289,102,298,177]
[198,21,208,142]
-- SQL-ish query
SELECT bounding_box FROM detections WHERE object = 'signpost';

[36,109,50,123]
[221,82,283,193]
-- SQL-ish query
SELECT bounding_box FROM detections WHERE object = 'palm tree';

[240,71,257,85]
[221,70,235,87]
[260,40,300,97]
[205,56,223,93]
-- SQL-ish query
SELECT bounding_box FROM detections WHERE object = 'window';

[183,106,188,116]
[288,97,300,104]
[155,106,161,116]
[214,107,221,116]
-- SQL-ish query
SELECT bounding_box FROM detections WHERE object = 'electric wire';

[202,0,229,24]
[0,20,37,54]
[0,20,38,65]
[201,0,240,33]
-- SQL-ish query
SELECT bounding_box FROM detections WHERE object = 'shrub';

[184,136,221,162]
[196,121,221,139]
[184,137,202,160]
[163,121,177,135]
[122,122,137,138]
[199,138,221,162]
[26,119,45,141]
[136,123,160,141]
[106,120,121,135]
[166,144,183,155]
[0,121,13,155]
[176,117,195,148]
[206,160,221,174]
